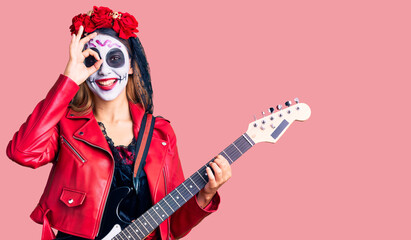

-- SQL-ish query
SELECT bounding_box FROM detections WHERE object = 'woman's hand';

[197,155,232,208]
[63,25,103,85]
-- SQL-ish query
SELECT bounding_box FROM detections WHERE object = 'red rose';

[69,14,86,35]
[69,13,96,36]
[112,12,139,39]
[91,6,113,29]
[83,15,96,33]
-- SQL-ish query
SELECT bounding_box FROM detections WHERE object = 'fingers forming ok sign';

[63,25,103,85]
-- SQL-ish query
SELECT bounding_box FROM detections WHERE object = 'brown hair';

[69,28,153,114]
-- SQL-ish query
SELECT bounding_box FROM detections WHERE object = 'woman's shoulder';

[129,102,176,141]
[153,115,176,140]
[154,116,174,134]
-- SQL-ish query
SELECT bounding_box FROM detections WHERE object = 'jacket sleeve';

[164,122,220,239]
[6,74,79,169]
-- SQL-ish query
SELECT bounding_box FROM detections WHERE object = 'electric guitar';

[97,99,311,240]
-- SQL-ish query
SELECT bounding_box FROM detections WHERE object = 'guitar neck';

[113,133,255,240]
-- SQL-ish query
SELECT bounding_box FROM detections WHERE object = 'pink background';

[0,0,410,239]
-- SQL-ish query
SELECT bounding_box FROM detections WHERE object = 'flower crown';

[70,6,139,40]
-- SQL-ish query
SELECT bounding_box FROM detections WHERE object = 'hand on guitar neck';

[197,155,232,208]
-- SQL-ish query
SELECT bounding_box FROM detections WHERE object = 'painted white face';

[84,34,131,101]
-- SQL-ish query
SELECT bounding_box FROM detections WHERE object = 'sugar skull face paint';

[84,34,131,101]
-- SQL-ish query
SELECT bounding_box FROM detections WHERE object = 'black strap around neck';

[133,113,156,191]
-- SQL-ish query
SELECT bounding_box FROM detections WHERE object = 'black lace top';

[97,122,153,224]
[98,122,138,188]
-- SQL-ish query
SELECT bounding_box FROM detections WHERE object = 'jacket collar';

[66,102,146,155]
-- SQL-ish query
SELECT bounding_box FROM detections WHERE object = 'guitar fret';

[116,233,125,240]
[236,141,249,152]
[221,151,233,163]
[232,143,243,154]
[129,223,143,239]
[165,195,179,211]
[152,206,164,220]
[157,203,169,219]
[225,145,241,161]
[196,170,207,183]
[242,133,254,146]
[150,208,163,224]
[182,181,197,195]
[124,228,134,239]
[191,174,206,189]
[137,218,150,234]
[163,198,175,212]
[117,228,126,240]
[119,231,127,240]
[146,209,161,228]
[126,222,143,239]
[236,135,253,152]
[188,177,200,190]
[179,183,194,199]
[181,182,190,193]
[175,188,187,202]
[169,194,181,207]
[142,214,154,229]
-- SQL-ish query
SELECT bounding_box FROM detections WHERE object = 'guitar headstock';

[246,98,311,144]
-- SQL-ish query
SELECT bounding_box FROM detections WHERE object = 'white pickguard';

[102,224,122,240]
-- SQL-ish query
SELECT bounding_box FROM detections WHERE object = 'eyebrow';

[108,48,123,54]
[87,40,97,48]
[95,39,122,48]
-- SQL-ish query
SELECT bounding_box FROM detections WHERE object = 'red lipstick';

[96,78,118,91]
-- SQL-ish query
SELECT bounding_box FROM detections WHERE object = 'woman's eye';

[110,56,121,61]
[106,49,125,68]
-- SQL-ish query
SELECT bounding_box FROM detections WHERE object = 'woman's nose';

[98,62,112,76]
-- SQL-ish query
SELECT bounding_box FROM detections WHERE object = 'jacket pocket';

[59,187,86,207]
[60,136,86,163]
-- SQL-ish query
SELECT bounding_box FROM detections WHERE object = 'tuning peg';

[285,101,292,107]
[276,104,282,110]
[261,112,266,124]
[269,107,275,113]
[253,115,257,127]
[294,97,299,104]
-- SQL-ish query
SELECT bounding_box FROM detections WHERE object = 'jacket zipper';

[61,136,86,163]
[73,136,114,237]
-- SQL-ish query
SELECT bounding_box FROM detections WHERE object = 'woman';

[6,6,231,240]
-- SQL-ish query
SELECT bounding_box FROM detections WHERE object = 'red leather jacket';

[7,75,220,240]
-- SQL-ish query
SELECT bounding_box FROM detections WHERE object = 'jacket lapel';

[67,102,145,156]
[66,108,111,156]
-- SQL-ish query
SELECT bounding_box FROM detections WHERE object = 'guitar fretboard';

[112,133,255,240]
